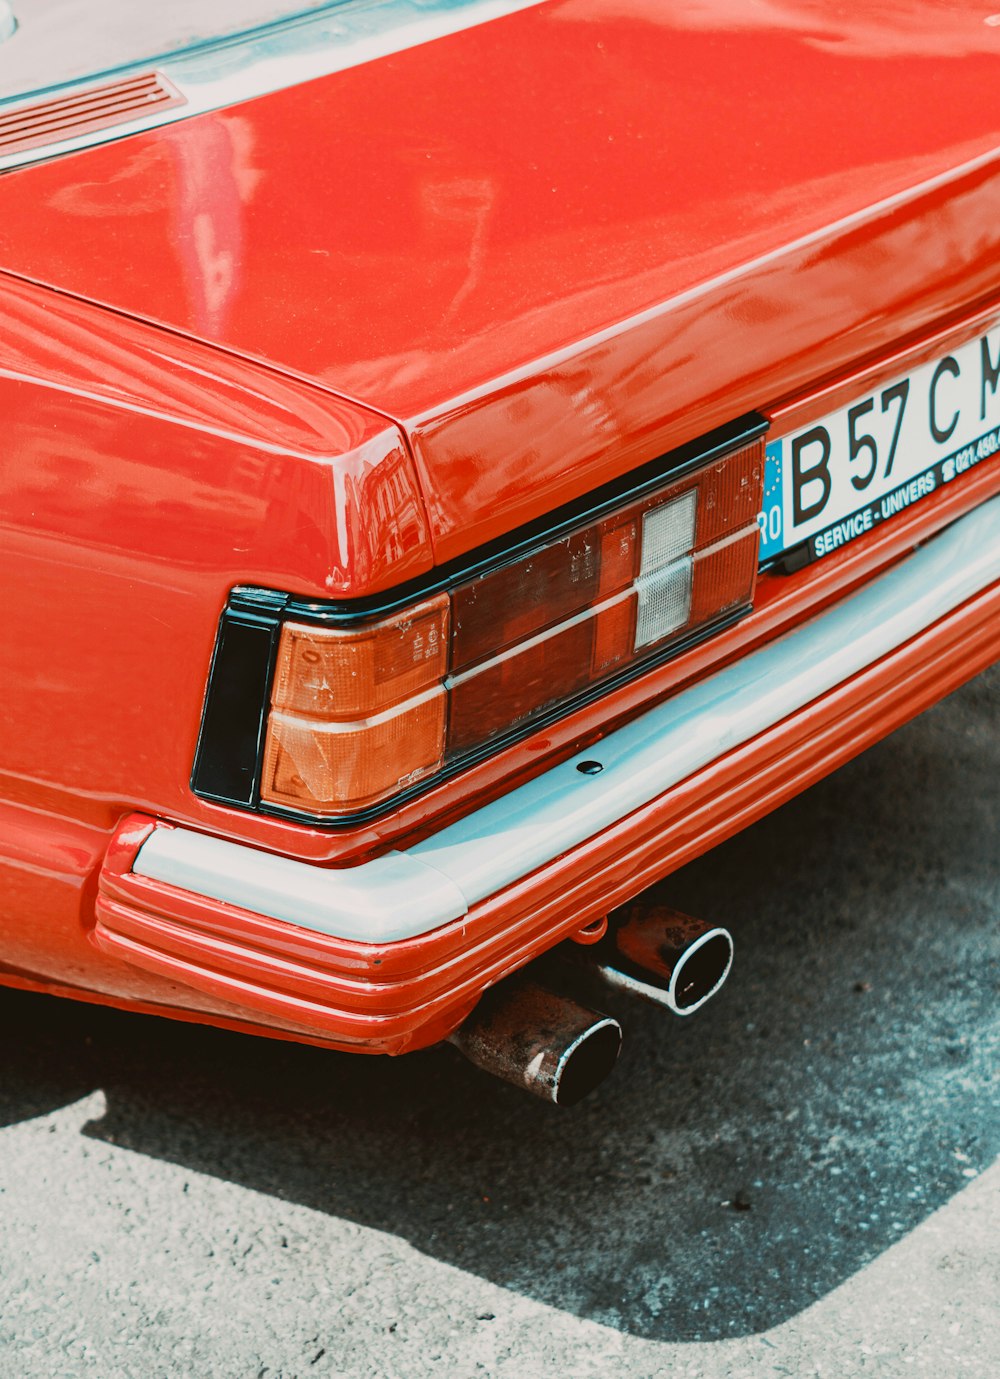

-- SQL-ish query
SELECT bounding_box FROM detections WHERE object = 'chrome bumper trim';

[135,494,1000,943]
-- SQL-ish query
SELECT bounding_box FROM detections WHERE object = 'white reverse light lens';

[634,490,697,647]
[640,490,697,574]
[635,556,693,648]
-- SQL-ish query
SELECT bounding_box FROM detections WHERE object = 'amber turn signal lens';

[260,595,449,815]
[272,596,448,718]
[261,691,447,815]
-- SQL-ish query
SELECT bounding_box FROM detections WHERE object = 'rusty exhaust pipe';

[581,903,734,1016]
[449,977,622,1106]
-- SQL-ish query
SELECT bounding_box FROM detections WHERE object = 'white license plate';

[758,324,1000,564]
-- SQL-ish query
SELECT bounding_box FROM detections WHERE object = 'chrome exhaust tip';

[449,977,622,1106]
[586,903,734,1016]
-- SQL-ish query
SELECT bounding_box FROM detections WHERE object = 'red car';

[1,1,997,1103]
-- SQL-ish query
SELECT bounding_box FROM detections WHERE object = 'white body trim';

[134,495,1000,944]
[0,0,548,171]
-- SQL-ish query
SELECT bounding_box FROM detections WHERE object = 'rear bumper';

[95,495,1000,1052]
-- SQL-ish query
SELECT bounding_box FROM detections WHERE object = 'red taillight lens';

[257,437,764,818]
[443,444,761,761]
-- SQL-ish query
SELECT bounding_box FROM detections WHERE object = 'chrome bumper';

[135,494,1000,944]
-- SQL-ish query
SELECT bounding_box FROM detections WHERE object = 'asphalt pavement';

[0,665,997,1378]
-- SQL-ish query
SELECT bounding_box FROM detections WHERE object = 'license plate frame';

[758,324,1000,567]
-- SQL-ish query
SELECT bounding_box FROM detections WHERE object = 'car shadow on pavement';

[1,668,997,1342]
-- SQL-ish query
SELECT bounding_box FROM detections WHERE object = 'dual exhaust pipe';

[449,903,733,1106]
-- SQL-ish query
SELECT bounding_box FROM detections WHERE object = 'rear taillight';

[194,420,766,822]
[261,596,450,815]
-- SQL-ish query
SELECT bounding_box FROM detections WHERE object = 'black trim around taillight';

[191,588,285,807]
[191,412,769,825]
